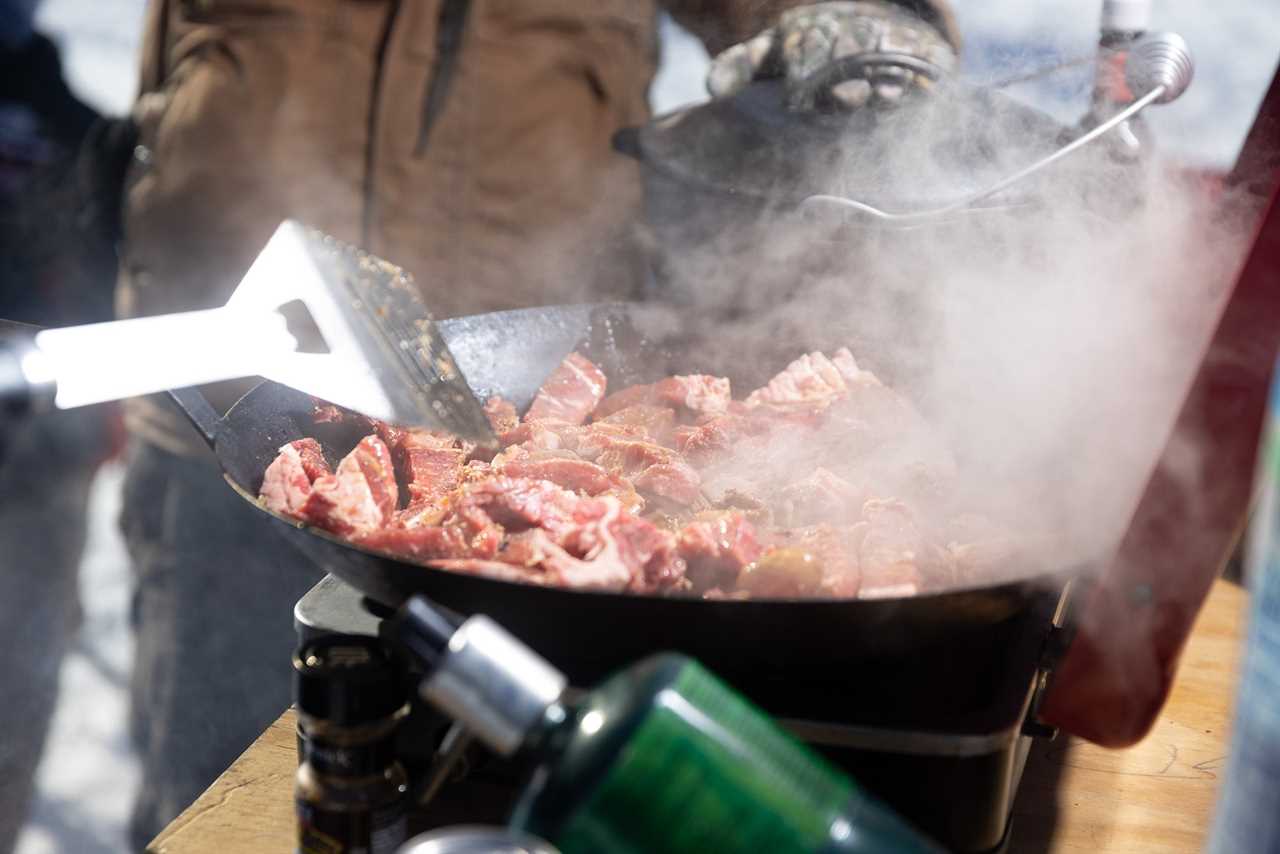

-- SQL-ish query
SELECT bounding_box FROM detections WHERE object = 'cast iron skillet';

[171,303,1070,726]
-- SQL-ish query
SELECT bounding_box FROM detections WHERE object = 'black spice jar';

[295,634,411,854]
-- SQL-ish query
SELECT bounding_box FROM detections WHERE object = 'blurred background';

[5,1,1278,851]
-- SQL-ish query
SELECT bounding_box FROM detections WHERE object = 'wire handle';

[801,32,1194,225]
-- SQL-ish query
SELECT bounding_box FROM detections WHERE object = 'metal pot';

[615,69,1145,402]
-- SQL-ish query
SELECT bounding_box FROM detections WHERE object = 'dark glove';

[0,115,138,327]
[706,1,957,111]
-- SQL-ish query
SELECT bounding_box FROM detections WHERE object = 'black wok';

[173,303,1069,730]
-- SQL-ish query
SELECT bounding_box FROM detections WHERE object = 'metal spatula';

[0,221,496,444]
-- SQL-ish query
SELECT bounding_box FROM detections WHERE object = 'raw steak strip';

[268,345,1003,603]
[598,404,677,445]
[484,396,519,434]
[525,353,607,425]
[654,375,732,416]
[355,508,504,561]
[430,558,548,585]
[776,468,867,527]
[301,436,398,536]
[595,375,732,420]
[554,498,683,592]
[402,443,466,513]
[499,457,621,496]
[855,499,923,599]
[260,438,330,519]
[576,431,701,507]
[751,525,860,598]
[678,512,761,591]
[632,461,702,506]
[745,348,875,410]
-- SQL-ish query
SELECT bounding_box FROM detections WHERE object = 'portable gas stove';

[295,573,1069,853]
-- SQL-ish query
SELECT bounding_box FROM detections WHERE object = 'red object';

[1041,66,1280,746]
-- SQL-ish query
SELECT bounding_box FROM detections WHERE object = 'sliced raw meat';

[403,444,465,508]
[294,439,332,481]
[499,457,620,496]
[558,498,683,592]
[633,461,702,507]
[497,418,581,452]
[745,349,872,410]
[674,415,750,465]
[776,468,867,527]
[575,430,698,507]
[430,558,547,585]
[672,409,784,465]
[301,436,399,536]
[830,347,881,388]
[655,375,732,416]
[593,383,658,420]
[270,346,1007,602]
[460,476,603,546]
[475,497,683,592]
[678,512,761,591]
[825,383,948,460]
[260,438,330,518]
[579,433,679,475]
[938,514,1022,587]
[855,500,924,599]
[394,501,450,529]
[525,353,607,425]
[484,396,519,434]
[357,522,489,562]
[749,525,860,597]
[598,404,677,444]
[497,528,563,567]
[595,375,731,420]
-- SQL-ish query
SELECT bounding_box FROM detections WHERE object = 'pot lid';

[618,77,1126,214]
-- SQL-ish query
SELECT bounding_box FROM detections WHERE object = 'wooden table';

[147,579,1248,854]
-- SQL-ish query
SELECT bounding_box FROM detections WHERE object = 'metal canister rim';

[395,825,559,854]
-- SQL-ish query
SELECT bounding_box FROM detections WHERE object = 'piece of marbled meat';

[299,436,398,536]
[595,375,731,420]
[260,438,330,518]
[525,353,607,425]
[677,512,762,591]
[853,499,925,599]
[499,456,621,497]
[744,348,878,410]
[484,396,519,435]
[597,404,677,445]
[775,467,868,527]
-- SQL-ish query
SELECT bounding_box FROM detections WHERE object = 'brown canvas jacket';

[118,0,953,455]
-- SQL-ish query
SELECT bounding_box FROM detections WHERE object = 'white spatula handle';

[31,307,297,409]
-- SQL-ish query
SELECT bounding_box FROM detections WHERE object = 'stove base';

[295,574,1055,853]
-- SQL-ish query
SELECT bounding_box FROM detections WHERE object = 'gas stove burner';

[294,574,383,641]
[294,575,1064,853]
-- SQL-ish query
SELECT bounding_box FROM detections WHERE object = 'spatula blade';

[231,222,496,444]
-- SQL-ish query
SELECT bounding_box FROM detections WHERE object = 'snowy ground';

[15,464,136,854]
[13,2,1280,852]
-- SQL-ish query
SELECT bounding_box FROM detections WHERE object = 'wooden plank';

[149,580,1249,854]
[146,712,298,853]
[1011,579,1247,852]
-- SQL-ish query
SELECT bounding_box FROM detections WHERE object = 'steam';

[634,81,1248,582]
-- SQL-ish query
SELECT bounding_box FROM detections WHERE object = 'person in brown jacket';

[117,0,957,845]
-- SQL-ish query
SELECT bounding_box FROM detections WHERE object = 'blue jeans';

[121,437,324,847]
